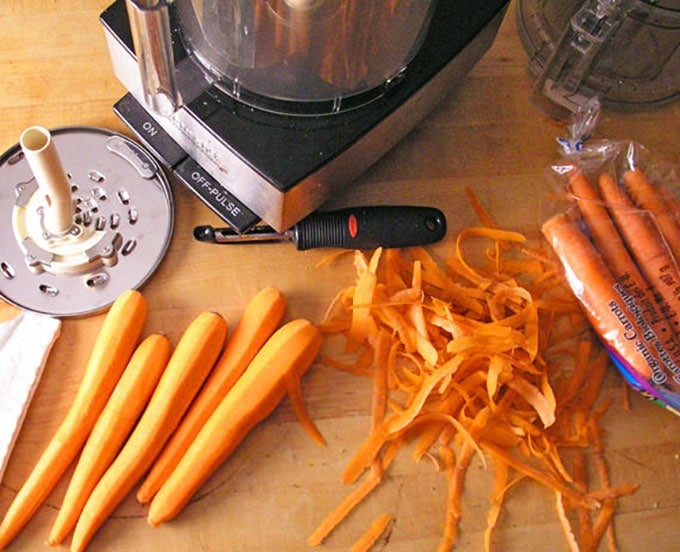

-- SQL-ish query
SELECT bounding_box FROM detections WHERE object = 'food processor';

[100,0,510,232]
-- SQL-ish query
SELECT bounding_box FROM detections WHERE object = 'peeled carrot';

[136,287,286,504]
[70,311,227,552]
[599,172,680,338]
[147,318,322,527]
[623,166,680,261]
[542,212,656,380]
[47,333,171,546]
[0,289,147,550]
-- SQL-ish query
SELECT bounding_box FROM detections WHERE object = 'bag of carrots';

[541,100,680,414]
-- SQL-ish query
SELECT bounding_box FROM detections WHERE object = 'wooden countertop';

[1,1,679,551]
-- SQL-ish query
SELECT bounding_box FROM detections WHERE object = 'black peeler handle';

[292,206,447,250]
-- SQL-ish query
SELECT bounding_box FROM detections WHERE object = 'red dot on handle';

[348,214,358,238]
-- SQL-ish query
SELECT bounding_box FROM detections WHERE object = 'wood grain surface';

[1,1,679,551]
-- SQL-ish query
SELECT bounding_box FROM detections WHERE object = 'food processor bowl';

[517,0,680,115]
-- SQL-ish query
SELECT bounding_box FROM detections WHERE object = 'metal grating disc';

[0,126,174,317]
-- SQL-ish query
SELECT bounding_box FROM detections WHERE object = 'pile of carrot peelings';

[309,217,637,551]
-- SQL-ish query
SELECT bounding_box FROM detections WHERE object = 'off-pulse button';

[174,158,260,233]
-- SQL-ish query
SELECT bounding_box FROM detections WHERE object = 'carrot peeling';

[350,512,393,552]
[287,372,326,447]
[307,469,382,547]
[310,208,638,550]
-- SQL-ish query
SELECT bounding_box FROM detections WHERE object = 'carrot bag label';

[540,99,680,415]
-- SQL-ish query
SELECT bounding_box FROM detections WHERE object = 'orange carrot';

[47,333,171,545]
[136,287,286,503]
[0,289,147,550]
[599,172,680,338]
[623,166,680,261]
[542,212,657,380]
[147,318,322,527]
[568,170,680,358]
[568,169,649,293]
[571,170,680,391]
[70,311,227,552]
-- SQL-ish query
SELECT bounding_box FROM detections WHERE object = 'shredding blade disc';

[0,126,174,317]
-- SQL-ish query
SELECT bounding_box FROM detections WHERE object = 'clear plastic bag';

[541,99,680,414]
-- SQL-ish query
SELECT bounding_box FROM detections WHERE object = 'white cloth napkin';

[0,310,61,483]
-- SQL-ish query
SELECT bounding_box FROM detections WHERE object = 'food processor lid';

[171,0,440,115]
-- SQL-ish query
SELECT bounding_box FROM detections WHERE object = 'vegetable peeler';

[193,206,447,250]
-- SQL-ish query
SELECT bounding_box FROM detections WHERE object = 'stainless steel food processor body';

[101,0,510,232]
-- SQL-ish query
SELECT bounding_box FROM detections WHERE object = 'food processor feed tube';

[125,0,181,116]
